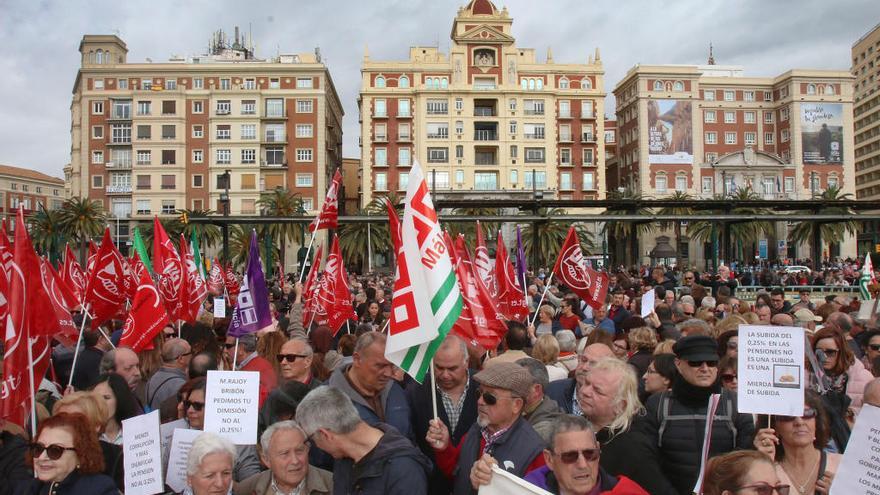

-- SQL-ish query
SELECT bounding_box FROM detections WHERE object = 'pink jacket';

[846,359,875,413]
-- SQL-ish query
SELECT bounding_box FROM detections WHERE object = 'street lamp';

[220,169,231,262]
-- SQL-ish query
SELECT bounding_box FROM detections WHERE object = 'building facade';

[69,31,343,251]
[613,63,856,267]
[359,0,606,207]
[853,22,880,254]
[0,164,65,229]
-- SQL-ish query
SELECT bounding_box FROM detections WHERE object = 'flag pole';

[380,318,390,335]
[231,338,240,369]
[528,273,555,328]
[429,358,439,421]
[97,326,116,349]
[67,303,92,390]
[298,229,318,283]
[26,336,38,439]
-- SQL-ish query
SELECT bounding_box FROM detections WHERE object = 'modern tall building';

[68,29,343,250]
[613,60,856,266]
[0,164,66,228]
[358,0,606,206]
[853,22,880,254]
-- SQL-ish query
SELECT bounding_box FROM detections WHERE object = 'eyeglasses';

[684,312,695,316]
[178,351,192,358]
[721,373,737,383]
[223,343,236,349]
[276,353,309,363]
[776,407,816,423]
[868,344,880,351]
[726,341,738,349]
[556,448,601,464]
[733,483,790,495]
[479,389,516,406]
[816,348,839,357]
[29,443,76,460]
[184,400,205,412]
[686,360,719,368]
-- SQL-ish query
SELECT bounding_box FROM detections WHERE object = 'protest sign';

[479,466,553,495]
[738,325,805,416]
[203,370,259,444]
[213,297,226,318]
[164,428,201,494]
[640,289,655,318]
[830,405,880,494]
[122,410,163,495]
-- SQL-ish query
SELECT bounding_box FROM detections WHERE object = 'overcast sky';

[1,0,878,178]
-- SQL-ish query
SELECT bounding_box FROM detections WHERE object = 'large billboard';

[648,100,693,164]
[801,103,843,164]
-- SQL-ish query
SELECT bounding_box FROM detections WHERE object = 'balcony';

[262,134,287,144]
[105,185,132,195]
[559,160,573,168]
[524,109,545,116]
[581,133,596,143]
[105,161,132,169]
[474,130,497,141]
[559,134,573,143]
[397,111,413,119]
[216,108,231,116]
[107,138,132,145]
[558,111,572,119]
[261,160,288,169]
[108,112,131,122]
[580,112,595,120]
[374,134,388,143]
[397,134,412,142]
[524,133,545,140]
[262,111,287,120]
[373,111,389,119]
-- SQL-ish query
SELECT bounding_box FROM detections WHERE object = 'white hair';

[260,419,307,453]
[186,432,237,476]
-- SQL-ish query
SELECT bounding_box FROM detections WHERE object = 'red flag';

[207,259,224,295]
[153,217,185,321]
[0,220,13,281]
[39,258,78,346]
[308,169,342,232]
[120,259,170,352]
[301,245,324,328]
[552,227,609,310]
[474,222,497,298]
[449,235,506,350]
[83,229,127,327]
[61,245,86,303]
[86,240,99,276]
[495,231,530,321]
[224,264,240,297]
[324,235,356,335]
[180,235,207,322]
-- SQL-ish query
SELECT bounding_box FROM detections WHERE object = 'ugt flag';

[228,230,272,337]
[552,227,608,310]
[385,161,463,382]
[308,168,342,233]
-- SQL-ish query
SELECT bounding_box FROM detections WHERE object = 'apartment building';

[0,164,65,230]
[853,22,880,254]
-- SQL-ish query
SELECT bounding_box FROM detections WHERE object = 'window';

[136,200,151,215]
[673,81,684,92]
[824,85,835,96]
[784,177,794,192]
[216,149,231,164]
[744,111,756,124]
[524,171,546,189]
[509,98,517,111]
[764,111,774,124]
[398,148,411,166]
[161,150,176,165]
[92,175,104,188]
[243,78,256,90]
[399,76,409,88]
[703,89,715,101]
[453,170,464,185]
[426,99,448,115]
[559,100,571,118]
[828,176,838,189]
[296,124,313,138]
[296,149,313,162]
[763,91,772,102]
[705,132,717,144]
[265,99,284,118]
[806,84,817,95]
[559,78,569,89]
[781,129,790,142]
[219,78,231,90]
[559,172,572,190]
[94,79,104,90]
[725,132,737,144]
[780,108,789,121]
[92,125,104,139]
[654,81,664,91]
[192,101,203,114]
[240,174,256,190]
[724,111,736,123]
[523,99,544,115]
[455,145,464,159]
[374,148,388,167]
[702,177,713,194]
[475,172,498,190]
[269,78,280,89]
[581,100,593,118]
[426,122,449,139]
[241,100,256,115]
[296,100,313,113]
[560,148,571,165]
[111,99,131,119]
[295,173,314,188]
[265,147,285,165]
[193,78,203,89]
[137,101,151,115]
[675,175,687,192]
[135,175,151,191]
[744,132,757,145]
[398,123,411,140]
[241,149,256,164]
[118,79,128,89]
[161,100,176,115]
[193,150,203,163]
[161,174,176,190]
[510,169,519,185]
[375,173,387,191]
[241,124,256,140]
[92,151,104,164]
[582,172,595,190]
[161,124,176,140]
[764,132,775,144]
[264,124,285,142]
[192,175,203,188]
[455,121,464,135]
[373,99,386,117]
[398,99,410,117]
[581,78,592,90]
[141,78,152,90]
[192,125,204,138]
[164,79,177,90]
[216,100,231,114]
[455,98,464,111]
[524,123,545,139]
[110,124,131,143]
[655,174,667,192]
[509,121,517,135]
[724,90,735,101]
[427,147,448,163]
[136,150,151,165]
[510,145,517,159]
[704,110,716,123]
[559,124,572,141]
[524,147,545,163]
[582,149,594,165]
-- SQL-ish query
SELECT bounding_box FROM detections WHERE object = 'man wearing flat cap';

[426,361,546,495]
[639,335,755,494]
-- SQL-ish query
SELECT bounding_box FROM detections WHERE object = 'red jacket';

[240,354,277,407]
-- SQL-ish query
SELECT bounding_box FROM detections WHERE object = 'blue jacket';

[328,364,413,441]
[14,471,117,495]
[332,423,431,495]
[545,378,577,414]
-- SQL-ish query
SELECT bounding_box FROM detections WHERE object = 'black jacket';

[597,425,678,495]
[0,432,31,495]
[13,470,117,495]
[332,423,431,495]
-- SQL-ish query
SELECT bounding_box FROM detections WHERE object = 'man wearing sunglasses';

[860,329,880,376]
[642,335,755,494]
[145,337,191,410]
[523,415,649,495]
[427,362,546,494]
[277,338,321,388]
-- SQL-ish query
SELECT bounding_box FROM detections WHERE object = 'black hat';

[672,335,719,362]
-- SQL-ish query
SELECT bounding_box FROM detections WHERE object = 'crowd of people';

[2,260,880,495]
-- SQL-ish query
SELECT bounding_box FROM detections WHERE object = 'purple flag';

[227,230,272,337]
[515,226,528,290]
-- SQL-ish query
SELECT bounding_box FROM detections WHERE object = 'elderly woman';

[185,432,237,495]
[14,412,117,494]
[532,334,569,381]
[753,392,840,495]
[703,450,788,495]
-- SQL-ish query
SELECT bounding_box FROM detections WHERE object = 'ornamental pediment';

[455,25,514,43]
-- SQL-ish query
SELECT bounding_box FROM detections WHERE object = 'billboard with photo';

[647,100,693,164]
[801,103,843,164]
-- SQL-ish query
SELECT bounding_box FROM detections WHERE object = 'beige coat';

[233,466,332,495]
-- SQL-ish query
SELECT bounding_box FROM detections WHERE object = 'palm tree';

[445,208,501,251]
[57,197,107,263]
[689,188,773,262]
[136,216,184,254]
[257,188,305,270]
[228,224,278,269]
[29,207,66,262]
[656,191,695,265]
[602,187,654,267]
[788,186,857,261]
[519,208,594,269]
[337,193,398,273]
[178,208,222,249]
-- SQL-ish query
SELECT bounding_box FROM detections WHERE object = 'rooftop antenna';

[707,42,716,65]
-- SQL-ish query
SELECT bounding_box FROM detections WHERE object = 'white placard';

[214,298,226,318]
[122,410,164,495]
[479,466,553,495]
[164,428,202,494]
[640,289,655,318]
[830,405,880,494]
[737,325,805,415]
[203,370,259,444]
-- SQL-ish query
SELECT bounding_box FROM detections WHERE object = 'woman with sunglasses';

[703,450,789,495]
[752,392,840,495]
[812,325,874,414]
[14,412,117,495]
[718,356,738,392]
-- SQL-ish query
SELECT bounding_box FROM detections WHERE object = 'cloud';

[0,0,877,179]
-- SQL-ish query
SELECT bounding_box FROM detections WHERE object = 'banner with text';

[647,100,693,164]
[164,428,201,494]
[203,370,259,444]
[801,103,844,164]
[829,405,880,494]
[737,325,805,415]
[122,410,164,495]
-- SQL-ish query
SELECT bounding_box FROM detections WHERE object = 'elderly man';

[546,344,615,414]
[755,303,772,324]
[236,420,332,495]
[146,338,191,410]
[427,362,546,494]
[520,415,649,494]
[793,308,821,333]
[516,358,561,443]
[100,346,143,392]
[296,386,430,494]
[681,271,707,307]
[698,264,737,298]
[555,330,579,373]
[677,318,712,337]
[770,313,794,327]
[327,331,412,439]
[590,304,616,335]
[278,338,322,388]
[827,311,865,360]
[226,333,277,407]
[641,335,755,494]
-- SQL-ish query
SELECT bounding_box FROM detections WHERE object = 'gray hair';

[677,318,711,334]
[555,330,577,353]
[516,357,550,391]
[288,338,314,357]
[260,419,307,453]
[354,331,386,354]
[670,302,685,320]
[100,349,117,374]
[162,338,189,363]
[295,386,361,437]
[238,333,258,353]
[438,334,468,365]
[585,357,643,437]
[546,415,596,453]
[700,296,717,310]
[186,432,237,476]
[679,295,695,306]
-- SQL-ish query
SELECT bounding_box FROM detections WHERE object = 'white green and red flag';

[859,252,876,301]
[385,161,463,382]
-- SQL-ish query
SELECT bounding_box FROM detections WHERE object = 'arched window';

[654,80,664,91]
[95,50,103,64]
[440,78,448,89]
[375,76,386,88]
[536,78,543,90]
[426,78,434,89]
[581,78,592,90]
[825,84,835,95]
[559,77,569,89]
[806,84,817,95]
[665,81,673,92]
[399,75,409,88]
[89,50,95,64]
[521,79,528,90]
[673,81,684,92]
[528,79,536,90]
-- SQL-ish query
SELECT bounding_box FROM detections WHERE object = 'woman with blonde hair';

[531,334,568,381]
[627,327,658,378]
[52,392,124,490]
